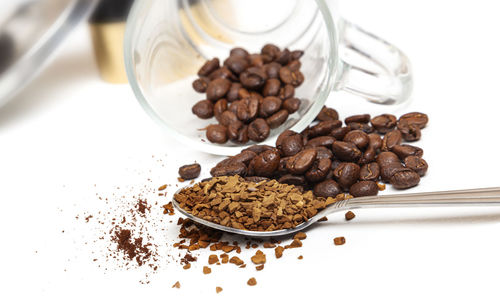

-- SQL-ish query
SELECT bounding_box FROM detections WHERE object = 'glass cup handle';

[336,20,413,105]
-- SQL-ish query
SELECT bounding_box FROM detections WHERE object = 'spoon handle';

[343,187,500,210]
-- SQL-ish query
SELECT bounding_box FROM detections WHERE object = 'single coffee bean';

[315,146,334,159]
[262,79,281,96]
[277,156,291,175]
[305,158,332,183]
[206,78,231,101]
[227,120,244,141]
[310,120,342,137]
[192,100,214,119]
[397,120,422,142]
[231,150,257,165]
[333,162,361,191]
[208,67,236,81]
[287,60,301,72]
[230,47,249,58]
[210,162,247,177]
[278,84,295,100]
[282,98,301,114]
[371,114,397,134]
[306,136,336,148]
[377,151,405,182]
[236,98,259,122]
[399,112,428,129]
[349,181,379,197]
[316,106,339,121]
[234,124,249,144]
[178,163,201,180]
[343,130,370,150]
[278,174,306,186]
[404,156,428,177]
[192,77,209,93]
[240,66,267,89]
[276,130,297,148]
[381,129,403,151]
[347,122,374,133]
[330,126,351,140]
[359,162,380,181]
[224,56,249,75]
[242,145,275,154]
[345,114,370,124]
[313,179,342,198]
[218,110,239,126]
[265,62,282,79]
[248,54,265,67]
[275,48,291,65]
[259,96,282,117]
[226,83,242,102]
[279,66,304,87]
[198,58,220,76]
[248,118,270,142]
[214,99,228,121]
[391,144,424,160]
[238,88,250,99]
[358,147,377,165]
[368,133,383,151]
[266,109,289,129]
[291,50,304,60]
[261,44,280,60]
[331,159,342,171]
[390,169,420,189]
[250,150,281,177]
[286,148,317,174]
[331,141,362,162]
[206,124,228,144]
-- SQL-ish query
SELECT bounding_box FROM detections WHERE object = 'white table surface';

[2,1,500,304]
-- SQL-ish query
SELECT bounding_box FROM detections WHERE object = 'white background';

[1,1,500,304]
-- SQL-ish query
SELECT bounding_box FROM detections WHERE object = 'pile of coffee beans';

[191,44,305,144]
[209,108,429,197]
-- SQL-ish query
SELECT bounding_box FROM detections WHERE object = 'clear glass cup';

[124,0,412,155]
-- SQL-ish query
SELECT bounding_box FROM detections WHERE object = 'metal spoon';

[171,187,500,237]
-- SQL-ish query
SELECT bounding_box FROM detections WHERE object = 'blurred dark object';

[90,0,134,23]
[0,33,15,74]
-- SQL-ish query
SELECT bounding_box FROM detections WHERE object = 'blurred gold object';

[90,22,127,83]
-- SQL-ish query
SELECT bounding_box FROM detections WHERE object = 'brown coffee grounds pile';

[174,175,339,231]
[112,228,152,266]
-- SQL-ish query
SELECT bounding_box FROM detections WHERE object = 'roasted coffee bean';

[231,150,257,165]
[242,145,275,154]
[224,56,249,74]
[314,179,342,198]
[218,110,239,126]
[368,133,383,151]
[330,126,351,140]
[227,120,244,141]
[213,157,236,169]
[404,156,428,177]
[278,84,295,100]
[359,162,380,181]
[305,158,332,183]
[261,44,280,60]
[206,78,231,101]
[275,48,291,65]
[178,163,201,180]
[399,112,428,129]
[377,151,404,182]
[244,176,269,183]
[226,83,242,102]
[230,47,249,58]
[210,162,247,177]
[349,181,378,197]
[240,66,267,89]
[390,169,420,189]
[248,118,270,142]
[316,106,339,121]
[206,124,228,143]
[331,159,342,171]
[208,67,236,81]
[236,98,259,122]
[276,130,297,148]
[278,134,303,157]
[371,114,397,134]
[392,144,423,160]
[291,50,304,60]
[250,150,281,177]
[262,79,281,96]
[306,136,335,148]
[214,99,228,121]
[286,148,317,174]
[278,174,306,186]
[265,62,282,79]
[343,130,370,150]
[347,122,374,133]
[248,54,265,67]
[397,120,422,142]
[333,162,360,191]
[192,100,214,119]
[198,58,220,76]
[259,96,282,117]
[310,120,342,137]
[315,146,334,159]
[266,109,289,128]
[238,88,250,99]
[381,130,403,151]
[358,147,377,165]
[331,141,362,162]
[345,114,370,124]
[287,60,301,72]
[279,67,304,87]
[282,98,301,114]
[192,77,209,93]
[277,156,290,175]
[234,125,249,144]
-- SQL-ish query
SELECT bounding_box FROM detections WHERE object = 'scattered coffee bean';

[192,100,214,119]
[178,163,201,180]
[390,169,421,189]
[333,237,346,246]
[344,130,370,150]
[305,158,332,183]
[192,78,209,93]
[206,124,228,144]
[382,129,403,151]
[206,78,231,101]
[349,181,379,197]
[359,162,380,181]
[392,144,423,160]
[331,141,362,162]
[345,114,370,124]
[316,106,339,121]
[282,98,301,114]
[345,211,356,221]
[404,156,428,177]
[314,179,342,198]
[286,148,317,175]
[330,126,351,140]
[250,150,281,177]
[279,134,304,157]
[333,162,361,191]
[198,58,220,76]
[248,118,270,142]
[371,114,397,134]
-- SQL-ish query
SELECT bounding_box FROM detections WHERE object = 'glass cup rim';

[124,0,340,155]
